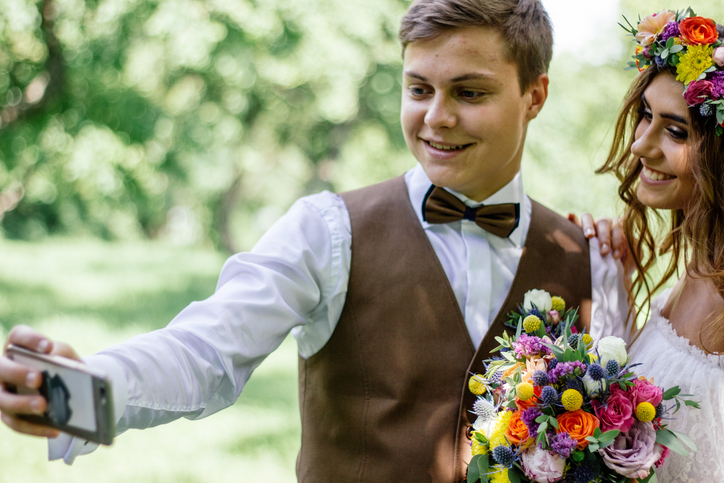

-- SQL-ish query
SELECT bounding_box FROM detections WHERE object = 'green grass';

[0,238,300,483]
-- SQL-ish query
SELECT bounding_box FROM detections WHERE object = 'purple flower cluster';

[547,360,586,383]
[709,71,724,99]
[659,21,681,42]
[520,406,542,439]
[550,432,577,458]
[512,334,551,358]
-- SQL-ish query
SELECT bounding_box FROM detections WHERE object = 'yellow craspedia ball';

[551,296,565,313]
[636,402,656,422]
[468,374,487,395]
[517,382,534,401]
[582,334,593,348]
[523,315,541,333]
[561,389,583,411]
[471,435,489,455]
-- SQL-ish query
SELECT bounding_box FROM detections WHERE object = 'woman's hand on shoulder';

[568,213,627,261]
[0,325,81,438]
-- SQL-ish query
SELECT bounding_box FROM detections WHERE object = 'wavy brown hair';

[597,64,724,353]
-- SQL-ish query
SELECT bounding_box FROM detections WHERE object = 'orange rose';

[680,17,718,45]
[505,410,530,445]
[515,385,542,411]
[556,409,600,450]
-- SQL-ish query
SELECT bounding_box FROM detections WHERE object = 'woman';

[596,10,724,481]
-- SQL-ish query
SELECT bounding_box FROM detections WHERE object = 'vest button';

[466,425,474,440]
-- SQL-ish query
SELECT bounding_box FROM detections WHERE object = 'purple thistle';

[520,407,542,439]
[550,432,577,458]
[512,333,551,358]
[547,360,587,383]
[659,21,681,42]
[655,55,667,69]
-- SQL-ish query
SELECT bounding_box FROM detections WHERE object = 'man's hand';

[0,325,81,438]
[568,213,627,261]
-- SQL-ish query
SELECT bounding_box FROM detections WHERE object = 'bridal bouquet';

[466,289,698,483]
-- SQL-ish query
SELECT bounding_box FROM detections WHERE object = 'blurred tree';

[0,0,412,252]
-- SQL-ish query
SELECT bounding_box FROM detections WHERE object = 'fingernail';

[26,372,39,388]
[585,228,595,237]
[37,340,50,352]
[30,399,43,414]
[601,243,609,252]
[613,250,620,259]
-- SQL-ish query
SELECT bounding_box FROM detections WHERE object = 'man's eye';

[408,87,427,96]
[459,90,485,100]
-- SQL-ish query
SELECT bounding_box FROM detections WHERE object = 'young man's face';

[401,27,548,201]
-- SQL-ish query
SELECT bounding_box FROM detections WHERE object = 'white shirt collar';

[405,164,528,248]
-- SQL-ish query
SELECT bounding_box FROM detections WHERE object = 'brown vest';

[297,176,591,482]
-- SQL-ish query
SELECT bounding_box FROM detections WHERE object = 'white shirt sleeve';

[588,237,630,341]
[48,191,352,463]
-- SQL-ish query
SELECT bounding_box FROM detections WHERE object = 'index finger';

[4,326,53,355]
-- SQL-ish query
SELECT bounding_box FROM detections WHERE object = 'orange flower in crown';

[680,16,719,45]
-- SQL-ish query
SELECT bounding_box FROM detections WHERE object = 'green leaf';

[660,49,669,60]
[549,417,559,430]
[539,421,548,434]
[655,428,690,456]
[669,429,698,452]
[598,429,621,443]
[478,454,490,483]
[593,427,602,438]
[670,44,684,53]
[535,414,548,424]
[666,37,675,49]
[467,455,482,483]
[572,450,585,462]
[508,465,524,483]
[585,436,598,443]
[684,399,701,409]
[662,386,681,400]
[588,443,599,452]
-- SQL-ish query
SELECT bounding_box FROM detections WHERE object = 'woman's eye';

[667,128,688,141]
[638,107,653,121]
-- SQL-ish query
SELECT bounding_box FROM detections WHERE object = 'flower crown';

[621,8,724,135]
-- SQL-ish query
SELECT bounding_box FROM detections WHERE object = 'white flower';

[473,416,495,438]
[582,372,602,397]
[519,445,565,483]
[597,336,628,368]
[523,289,552,313]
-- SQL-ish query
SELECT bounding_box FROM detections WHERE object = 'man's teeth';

[428,141,465,151]
[643,166,673,181]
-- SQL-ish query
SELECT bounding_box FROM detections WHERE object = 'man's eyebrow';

[403,71,497,83]
[641,94,689,125]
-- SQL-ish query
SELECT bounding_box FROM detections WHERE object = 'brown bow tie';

[422,185,520,238]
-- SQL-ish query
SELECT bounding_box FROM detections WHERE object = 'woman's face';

[632,71,696,212]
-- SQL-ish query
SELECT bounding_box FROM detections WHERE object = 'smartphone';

[6,344,115,445]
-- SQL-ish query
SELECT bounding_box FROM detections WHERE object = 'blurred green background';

[1,0,722,481]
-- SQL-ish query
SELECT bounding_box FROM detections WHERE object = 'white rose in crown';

[597,336,628,368]
[523,289,552,313]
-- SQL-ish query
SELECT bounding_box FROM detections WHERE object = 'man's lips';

[424,140,473,151]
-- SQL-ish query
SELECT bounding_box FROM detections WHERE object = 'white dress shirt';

[50,164,628,463]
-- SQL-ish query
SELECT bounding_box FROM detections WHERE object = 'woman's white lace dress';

[628,288,724,482]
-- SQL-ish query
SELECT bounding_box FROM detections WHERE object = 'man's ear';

[525,73,549,121]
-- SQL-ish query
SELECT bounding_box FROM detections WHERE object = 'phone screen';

[13,352,98,432]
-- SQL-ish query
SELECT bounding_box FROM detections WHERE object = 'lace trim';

[644,288,724,369]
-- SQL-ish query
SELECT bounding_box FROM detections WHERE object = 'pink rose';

[519,445,565,483]
[547,310,560,325]
[592,388,634,433]
[629,378,663,408]
[714,47,724,67]
[600,421,664,479]
[683,80,715,106]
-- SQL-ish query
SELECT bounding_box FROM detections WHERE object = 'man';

[0,0,627,481]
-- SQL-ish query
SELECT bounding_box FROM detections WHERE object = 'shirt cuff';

[47,354,128,465]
